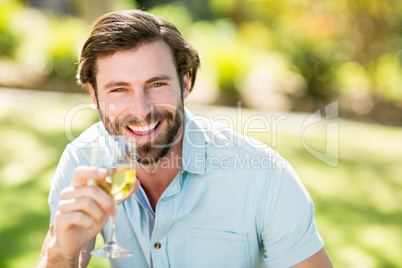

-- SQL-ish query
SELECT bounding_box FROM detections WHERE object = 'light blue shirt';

[49,108,324,268]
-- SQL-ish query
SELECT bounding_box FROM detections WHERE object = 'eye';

[152,82,165,88]
[111,88,125,92]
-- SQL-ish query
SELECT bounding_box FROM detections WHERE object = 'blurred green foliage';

[0,1,87,91]
[205,0,402,121]
[0,0,401,123]
[0,1,23,58]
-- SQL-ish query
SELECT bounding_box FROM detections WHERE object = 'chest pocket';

[191,228,251,268]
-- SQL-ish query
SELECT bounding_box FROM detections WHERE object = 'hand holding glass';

[90,135,137,258]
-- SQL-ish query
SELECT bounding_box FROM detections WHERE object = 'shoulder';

[185,109,285,167]
[69,121,106,148]
[56,122,105,173]
[51,121,106,186]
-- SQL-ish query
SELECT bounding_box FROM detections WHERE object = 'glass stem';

[108,215,117,245]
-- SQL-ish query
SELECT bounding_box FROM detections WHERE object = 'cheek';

[103,97,129,115]
[96,102,123,122]
[150,90,181,107]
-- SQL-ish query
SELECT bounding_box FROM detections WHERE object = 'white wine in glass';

[97,165,136,206]
[90,135,137,259]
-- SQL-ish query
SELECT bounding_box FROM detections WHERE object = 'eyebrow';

[104,81,131,89]
[104,75,172,89]
[145,75,172,84]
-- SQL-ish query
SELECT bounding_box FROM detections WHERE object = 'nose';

[128,89,152,120]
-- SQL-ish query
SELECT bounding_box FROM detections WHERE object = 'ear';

[88,83,98,109]
[182,73,190,100]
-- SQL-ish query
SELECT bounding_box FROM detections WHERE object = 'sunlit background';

[0,0,401,267]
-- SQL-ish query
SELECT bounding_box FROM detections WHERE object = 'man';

[37,10,333,268]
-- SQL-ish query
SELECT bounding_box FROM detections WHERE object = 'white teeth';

[128,121,158,133]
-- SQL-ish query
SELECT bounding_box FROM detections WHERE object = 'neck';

[136,127,184,211]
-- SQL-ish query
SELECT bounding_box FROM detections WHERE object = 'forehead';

[95,41,177,85]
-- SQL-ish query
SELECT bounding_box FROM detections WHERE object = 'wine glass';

[90,135,137,258]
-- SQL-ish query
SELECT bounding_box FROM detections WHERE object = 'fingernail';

[98,168,107,176]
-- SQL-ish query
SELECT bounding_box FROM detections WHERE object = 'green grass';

[0,93,401,267]
[274,122,402,268]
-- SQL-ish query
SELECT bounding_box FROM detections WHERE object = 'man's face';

[89,41,190,164]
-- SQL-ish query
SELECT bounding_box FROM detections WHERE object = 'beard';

[100,98,185,165]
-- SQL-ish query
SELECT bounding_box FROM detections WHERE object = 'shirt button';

[154,242,162,249]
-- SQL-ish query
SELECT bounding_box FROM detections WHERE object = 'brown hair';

[77,10,200,93]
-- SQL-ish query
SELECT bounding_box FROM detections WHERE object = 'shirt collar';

[182,107,209,175]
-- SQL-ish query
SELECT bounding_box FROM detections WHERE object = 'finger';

[71,166,107,188]
[56,210,96,230]
[58,197,106,224]
[53,211,107,257]
[61,185,116,216]
[55,210,109,237]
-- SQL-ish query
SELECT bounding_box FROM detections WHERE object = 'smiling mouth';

[126,121,161,135]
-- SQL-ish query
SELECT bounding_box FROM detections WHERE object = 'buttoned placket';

[149,169,183,268]
[130,109,207,268]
